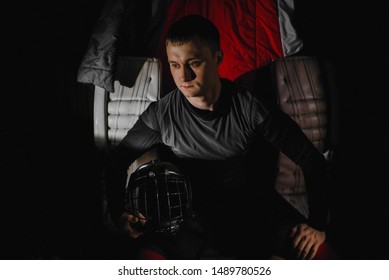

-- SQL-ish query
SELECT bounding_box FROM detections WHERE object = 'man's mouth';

[181,83,193,89]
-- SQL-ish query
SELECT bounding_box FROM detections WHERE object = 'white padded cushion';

[94,57,161,147]
[273,56,329,218]
[108,100,151,115]
[107,115,140,129]
[109,58,160,144]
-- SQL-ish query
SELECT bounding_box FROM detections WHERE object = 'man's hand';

[119,212,146,239]
[290,223,326,260]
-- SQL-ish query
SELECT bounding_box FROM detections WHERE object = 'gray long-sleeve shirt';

[106,78,329,232]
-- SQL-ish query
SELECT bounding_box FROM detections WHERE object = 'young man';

[106,14,330,259]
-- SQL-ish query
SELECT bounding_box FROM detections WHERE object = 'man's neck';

[186,81,221,111]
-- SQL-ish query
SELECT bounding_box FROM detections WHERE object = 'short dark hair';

[166,14,220,55]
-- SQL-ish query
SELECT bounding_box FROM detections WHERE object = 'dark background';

[1,1,388,259]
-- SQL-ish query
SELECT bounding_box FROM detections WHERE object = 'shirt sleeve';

[258,108,329,231]
[105,108,162,227]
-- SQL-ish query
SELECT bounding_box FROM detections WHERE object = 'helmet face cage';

[125,161,192,235]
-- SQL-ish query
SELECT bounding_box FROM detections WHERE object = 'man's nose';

[182,64,196,81]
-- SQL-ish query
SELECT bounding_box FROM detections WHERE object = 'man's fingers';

[306,243,318,260]
[129,215,141,224]
[288,223,326,259]
[119,213,145,238]
[292,228,306,248]
[295,236,307,258]
[297,241,312,260]
[290,223,304,240]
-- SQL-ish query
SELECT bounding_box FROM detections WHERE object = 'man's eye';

[170,64,180,69]
[189,61,201,67]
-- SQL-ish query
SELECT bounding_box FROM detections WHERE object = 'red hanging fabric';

[156,0,301,95]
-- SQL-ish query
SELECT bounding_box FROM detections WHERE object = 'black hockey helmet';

[125,160,193,235]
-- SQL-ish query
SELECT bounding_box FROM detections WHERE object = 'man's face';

[166,39,221,98]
